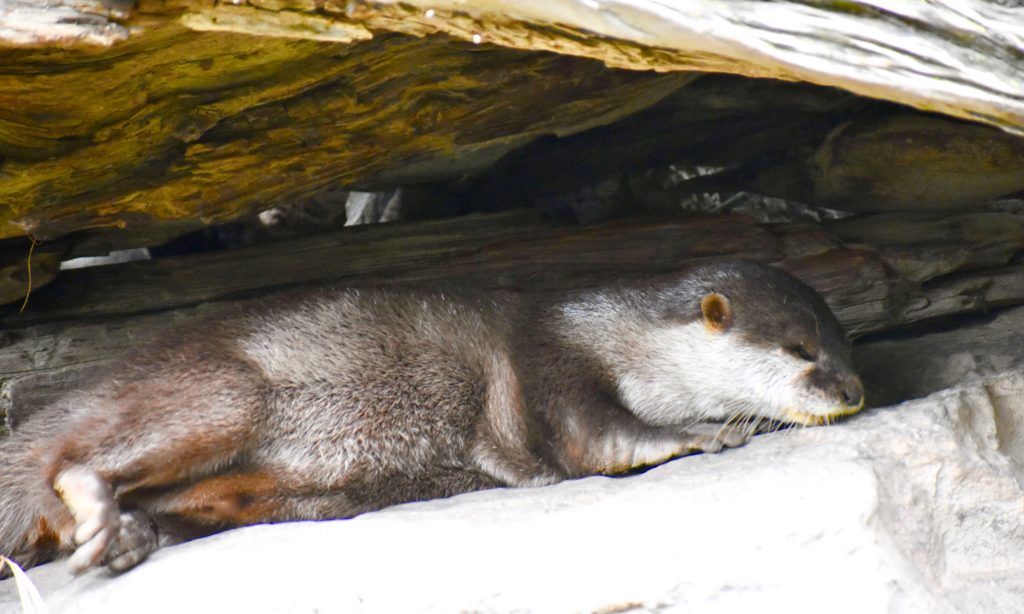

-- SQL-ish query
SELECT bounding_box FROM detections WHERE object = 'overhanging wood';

[1,0,1022,245]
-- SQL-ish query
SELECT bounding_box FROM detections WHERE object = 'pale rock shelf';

[3,363,1023,612]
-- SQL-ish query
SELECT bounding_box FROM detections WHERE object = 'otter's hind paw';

[53,465,119,574]
[104,511,158,572]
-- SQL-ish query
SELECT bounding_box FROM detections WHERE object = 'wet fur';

[0,259,861,573]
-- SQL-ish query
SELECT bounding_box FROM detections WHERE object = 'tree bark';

[1,0,1022,244]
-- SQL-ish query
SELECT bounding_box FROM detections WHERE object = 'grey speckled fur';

[0,259,862,573]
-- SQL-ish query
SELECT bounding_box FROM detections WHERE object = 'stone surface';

[856,305,1024,407]
[3,366,1024,613]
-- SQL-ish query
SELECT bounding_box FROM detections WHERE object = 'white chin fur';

[615,321,839,427]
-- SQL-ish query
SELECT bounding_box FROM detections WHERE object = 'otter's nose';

[841,378,864,408]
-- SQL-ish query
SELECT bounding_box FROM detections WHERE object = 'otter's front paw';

[53,465,119,574]
[682,423,753,454]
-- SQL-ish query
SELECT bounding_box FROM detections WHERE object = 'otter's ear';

[701,293,732,333]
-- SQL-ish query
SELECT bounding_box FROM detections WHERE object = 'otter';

[0,259,863,575]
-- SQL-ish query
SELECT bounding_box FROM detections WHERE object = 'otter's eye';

[786,343,817,362]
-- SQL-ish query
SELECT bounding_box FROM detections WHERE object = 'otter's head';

[566,260,864,427]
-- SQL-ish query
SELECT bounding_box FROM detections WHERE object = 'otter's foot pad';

[681,423,753,454]
[104,511,158,573]
[53,465,120,574]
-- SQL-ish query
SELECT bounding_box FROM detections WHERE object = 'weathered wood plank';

[0,25,689,241]
[2,211,780,323]
[8,210,1024,326]
[351,0,1024,133]
[0,0,129,47]
[2,0,1023,248]
[13,0,1018,134]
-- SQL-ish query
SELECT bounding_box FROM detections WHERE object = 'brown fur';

[0,259,862,574]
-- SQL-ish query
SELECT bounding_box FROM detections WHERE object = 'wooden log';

[0,22,690,241]
[349,0,1024,134]
[13,0,1016,132]
[1,211,780,323]
[7,210,1023,327]
[0,0,130,47]
[753,114,1024,212]
[2,0,1023,247]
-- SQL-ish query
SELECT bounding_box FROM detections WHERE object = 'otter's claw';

[682,423,753,454]
[54,465,119,574]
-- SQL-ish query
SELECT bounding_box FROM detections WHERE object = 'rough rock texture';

[856,304,1024,407]
[3,366,1023,613]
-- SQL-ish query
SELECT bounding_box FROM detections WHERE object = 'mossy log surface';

[3,208,1023,431]
[0,17,689,241]
[1,0,1023,245]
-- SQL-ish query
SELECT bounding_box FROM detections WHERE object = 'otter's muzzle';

[784,377,865,426]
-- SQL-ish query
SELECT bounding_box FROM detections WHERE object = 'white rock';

[3,371,1024,613]
[856,305,1024,406]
